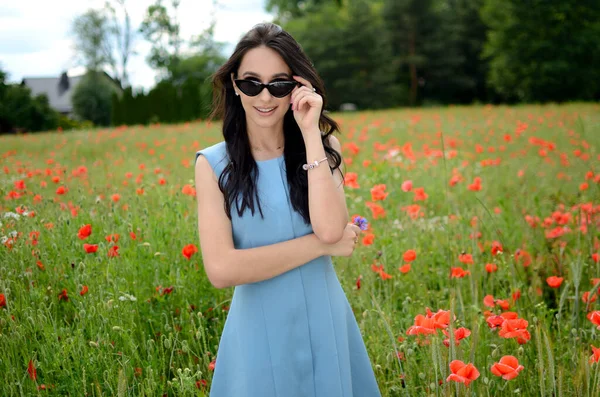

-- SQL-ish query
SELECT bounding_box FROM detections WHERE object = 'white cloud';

[0,0,272,91]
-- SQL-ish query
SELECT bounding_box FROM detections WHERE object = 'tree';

[418,0,492,104]
[104,0,136,88]
[266,0,343,22]
[284,0,401,110]
[382,0,440,106]
[72,9,112,73]
[481,0,600,102]
[0,67,59,133]
[72,71,119,126]
[71,1,135,88]
[139,0,184,79]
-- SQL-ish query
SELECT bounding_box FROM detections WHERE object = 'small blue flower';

[352,215,368,231]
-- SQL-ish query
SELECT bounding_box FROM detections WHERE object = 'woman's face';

[231,45,293,129]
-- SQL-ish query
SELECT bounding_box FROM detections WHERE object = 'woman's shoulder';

[195,140,229,175]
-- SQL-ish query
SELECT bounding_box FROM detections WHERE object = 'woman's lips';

[254,106,277,116]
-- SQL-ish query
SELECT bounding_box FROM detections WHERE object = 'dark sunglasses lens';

[268,82,296,97]
[236,80,262,96]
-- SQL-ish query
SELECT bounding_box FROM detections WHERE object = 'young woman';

[194,22,382,397]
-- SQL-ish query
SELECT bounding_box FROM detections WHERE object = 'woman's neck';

[246,124,285,153]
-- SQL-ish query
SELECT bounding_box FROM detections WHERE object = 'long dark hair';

[207,22,344,225]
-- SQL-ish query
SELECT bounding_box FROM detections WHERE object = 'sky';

[0,0,273,91]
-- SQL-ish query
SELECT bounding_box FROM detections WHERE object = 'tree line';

[268,0,600,108]
[1,0,598,134]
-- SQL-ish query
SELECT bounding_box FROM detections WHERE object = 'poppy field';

[1,102,600,396]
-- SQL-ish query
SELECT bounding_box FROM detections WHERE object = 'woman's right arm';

[195,155,358,289]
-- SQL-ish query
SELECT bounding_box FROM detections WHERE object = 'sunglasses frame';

[234,78,300,98]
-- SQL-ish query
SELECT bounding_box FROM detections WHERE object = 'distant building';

[21,71,121,118]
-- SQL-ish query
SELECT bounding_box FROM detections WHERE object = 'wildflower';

[450,267,470,278]
[370,184,388,201]
[182,244,198,260]
[498,318,531,344]
[352,215,369,231]
[401,180,413,192]
[403,249,417,262]
[446,360,480,386]
[442,327,471,347]
[546,276,564,288]
[78,224,92,240]
[83,244,98,253]
[590,345,600,364]
[490,356,524,380]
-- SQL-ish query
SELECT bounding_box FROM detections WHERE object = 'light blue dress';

[196,141,382,397]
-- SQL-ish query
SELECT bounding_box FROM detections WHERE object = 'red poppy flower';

[182,184,196,196]
[546,276,564,288]
[78,224,92,240]
[344,172,359,188]
[413,187,428,201]
[399,263,411,274]
[458,253,474,264]
[182,244,198,260]
[58,288,69,301]
[467,177,482,191]
[0,293,6,308]
[485,263,498,273]
[442,327,471,347]
[587,311,600,329]
[450,267,470,278]
[83,244,98,253]
[446,360,480,386]
[362,233,375,246]
[28,360,37,381]
[490,356,524,380]
[370,184,388,201]
[491,241,503,255]
[108,245,119,258]
[403,249,417,262]
[80,285,89,296]
[590,345,600,364]
[498,318,531,344]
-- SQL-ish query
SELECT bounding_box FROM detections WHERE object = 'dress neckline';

[255,154,284,164]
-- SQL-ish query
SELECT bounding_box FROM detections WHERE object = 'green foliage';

[139,1,184,76]
[284,0,402,110]
[111,77,214,126]
[57,114,94,131]
[72,8,113,73]
[0,68,59,133]
[72,71,120,126]
[481,0,600,102]
[267,0,343,21]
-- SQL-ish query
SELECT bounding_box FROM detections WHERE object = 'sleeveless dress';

[195,141,382,397]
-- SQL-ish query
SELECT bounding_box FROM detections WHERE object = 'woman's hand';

[290,75,322,134]
[323,222,362,257]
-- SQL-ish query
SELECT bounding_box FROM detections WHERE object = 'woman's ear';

[230,72,239,96]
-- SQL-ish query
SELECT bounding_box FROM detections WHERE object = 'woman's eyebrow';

[242,71,291,79]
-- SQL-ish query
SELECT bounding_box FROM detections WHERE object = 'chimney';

[58,71,69,96]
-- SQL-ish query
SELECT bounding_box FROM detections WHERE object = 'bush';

[57,114,94,131]
[72,71,119,126]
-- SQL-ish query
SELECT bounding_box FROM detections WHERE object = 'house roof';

[21,71,121,114]
[21,75,84,113]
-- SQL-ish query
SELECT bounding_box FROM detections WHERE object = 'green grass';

[1,102,599,396]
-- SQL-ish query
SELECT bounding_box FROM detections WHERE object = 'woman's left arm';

[304,130,349,244]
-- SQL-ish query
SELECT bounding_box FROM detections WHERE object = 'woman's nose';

[258,85,272,99]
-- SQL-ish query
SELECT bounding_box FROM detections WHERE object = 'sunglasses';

[234,79,299,98]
